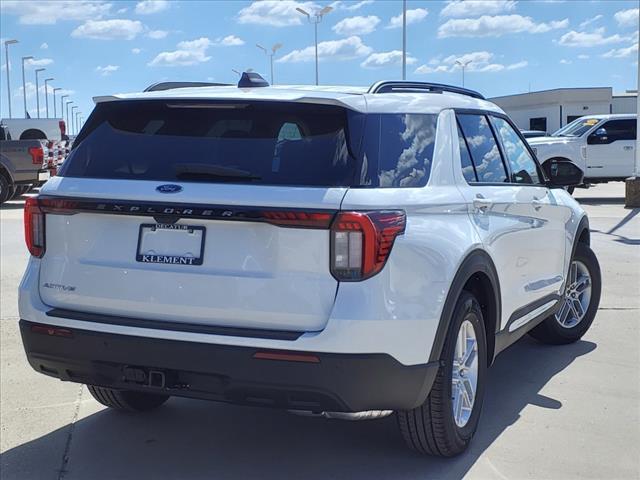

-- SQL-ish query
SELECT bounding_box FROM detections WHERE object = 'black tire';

[566,186,575,195]
[397,291,487,456]
[87,385,169,412]
[0,175,11,204]
[529,242,601,345]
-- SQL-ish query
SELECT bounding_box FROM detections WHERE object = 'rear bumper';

[20,320,438,412]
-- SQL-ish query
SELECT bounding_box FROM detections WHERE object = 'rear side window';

[456,124,477,182]
[361,113,437,187]
[457,114,508,183]
[492,117,540,185]
[62,101,361,187]
[598,119,636,141]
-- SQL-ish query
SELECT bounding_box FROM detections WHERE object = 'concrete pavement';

[1,183,639,480]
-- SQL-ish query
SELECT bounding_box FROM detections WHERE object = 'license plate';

[38,171,50,181]
[136,224,206,265]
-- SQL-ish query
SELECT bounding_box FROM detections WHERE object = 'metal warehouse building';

[489,87,637,134]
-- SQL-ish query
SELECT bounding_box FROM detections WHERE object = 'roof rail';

[368,81,485,100]
[143,81,232,92]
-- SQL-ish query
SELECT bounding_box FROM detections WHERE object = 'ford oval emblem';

[156,184,183,194]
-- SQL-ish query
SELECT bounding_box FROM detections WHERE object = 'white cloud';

[214,35,245,46]
[332,15,380,35]
[147,29,168,39]
[558,28,627,47]
[117,7,128,14]
[440,0,516,18]
[579,14,602,29]
[135,0,169,15]
[237,1,320,27]
[1,0,111,25]
[577,54,589,59]
[414,50,527,74]
[387,8,428,29]
[339,0,373,11]
[614,8,639,28]
[361,50,417,68]
[277,35,372,62]
[559,58,572,64]
[148,37,212,67]
[601,43,638,58]
[96,64,120,76]
[132,47,142,54]
[71,19,144,40]
[438,14,568,38]
[40,42,49,50]
[27,58,54,67]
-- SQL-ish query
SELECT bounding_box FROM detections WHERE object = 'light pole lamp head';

[318,6,333,16]
[53,87,62,92]
[45,77,54,82]
[35,68,45,73]
[256,44,267,54]
[272,43,283,54]
[296,7,310,18]
[22,56,34,62]
[5,39,18,46]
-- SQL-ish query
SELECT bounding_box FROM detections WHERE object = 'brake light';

[59,120,66,138]
[28,146,44,165]
[24,197,45,257]
[330,210,405,281]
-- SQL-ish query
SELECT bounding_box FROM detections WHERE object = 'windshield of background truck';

[552,117,601,137]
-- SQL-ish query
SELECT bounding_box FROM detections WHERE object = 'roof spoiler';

[368,81,485,100]
[143,81,232,92]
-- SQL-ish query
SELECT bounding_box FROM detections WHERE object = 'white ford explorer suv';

[19,75,601,456]
[528,114,637,190]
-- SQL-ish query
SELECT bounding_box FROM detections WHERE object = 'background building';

[490,88,637,134]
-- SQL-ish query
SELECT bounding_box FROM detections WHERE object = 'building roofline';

[489,86,612,100]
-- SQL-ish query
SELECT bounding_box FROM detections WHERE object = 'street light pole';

[402,0,406,80]
[21,56,34,118]
[4,40,18,118]
[44,77,54,118]
[71,106,78,135]
[296,6,332,85]
[34,68,45,118]
[256,43,282,84]
[455,60,472,87]
[625,29,640,207]
[53,88,62,118]
[65,101,73,133]
[60,94,68,124]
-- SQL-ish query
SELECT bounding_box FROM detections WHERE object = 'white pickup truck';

[0,118,67,141]
[528,114,636,188]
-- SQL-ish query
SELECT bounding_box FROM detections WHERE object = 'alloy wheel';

[451,319,479,428]
[555,260,592,329]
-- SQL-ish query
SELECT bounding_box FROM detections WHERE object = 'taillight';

[24,197,45,257]
[28,146,44,165]
[330,210,405,281]
[59,120,66,138]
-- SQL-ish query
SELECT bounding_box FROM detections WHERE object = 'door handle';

[532,198,543,211]
[473,196,492,212]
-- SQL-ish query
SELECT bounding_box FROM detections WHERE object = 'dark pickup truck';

[0,124,50,204]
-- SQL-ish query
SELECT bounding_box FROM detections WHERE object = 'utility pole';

[4,40,18,118]
[624,27,640,207]
[21,56,34,118]
[60,94,68,124]
[296,6,332,85]
[65,100,73,132]
[44,77,54,118]
[402,0,406,80]
[71,106,78,135]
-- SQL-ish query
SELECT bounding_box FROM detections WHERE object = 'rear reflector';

[24,197,45,257]
[253,350,320,363]
[31,324,73,338]
[330,210,405,281]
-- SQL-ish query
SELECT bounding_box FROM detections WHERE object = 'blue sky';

[1,0,638,127]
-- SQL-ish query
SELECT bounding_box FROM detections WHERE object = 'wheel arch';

[428,249,501,366]
[19,129,47,140]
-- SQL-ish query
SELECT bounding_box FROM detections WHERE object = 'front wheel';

[529,242,601,344]
[397,291,487,456]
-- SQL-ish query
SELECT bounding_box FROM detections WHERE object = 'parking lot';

[0,183,638,480]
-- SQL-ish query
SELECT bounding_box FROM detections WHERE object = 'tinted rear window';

[61,100,437,188]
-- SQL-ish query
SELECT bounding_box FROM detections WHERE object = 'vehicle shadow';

[1,337,595,480]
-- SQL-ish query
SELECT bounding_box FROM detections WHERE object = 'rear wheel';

[529,242,601,344]
[397,291,487,456]
[0,175,13,204]
[87,385,169,412]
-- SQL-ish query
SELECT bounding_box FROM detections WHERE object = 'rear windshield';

[61,100,437,188]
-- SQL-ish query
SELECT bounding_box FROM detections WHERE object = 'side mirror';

[588,127,608,144]
[547,159,584,187]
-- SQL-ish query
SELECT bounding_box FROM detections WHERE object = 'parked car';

[0,124,49,204]
[520,129,547,138]
[528,114,637,188]
[0,117,67,142]
[18,76,601,456]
